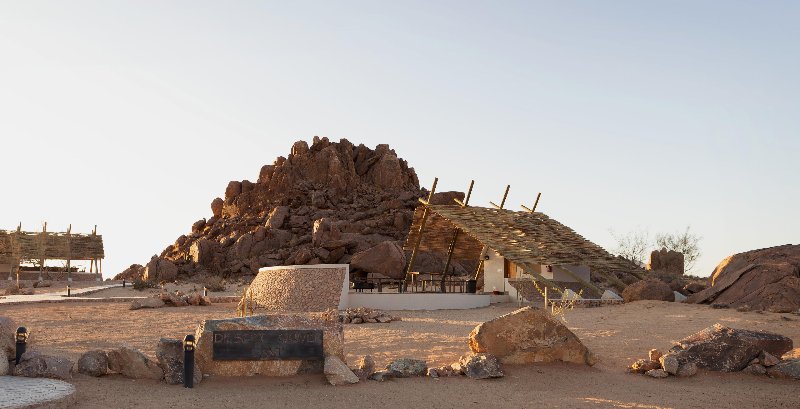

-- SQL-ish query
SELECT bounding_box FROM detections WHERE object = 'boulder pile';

[686,244,800,313]
[628,323,798,380]
[115,137,476,281]
[129,291,212,310]
[340,307,399,324]
[352,354,505,382]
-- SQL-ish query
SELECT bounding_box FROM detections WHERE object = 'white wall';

[347,293,491,310]
[539,264,590,282]
[483,249,506,293]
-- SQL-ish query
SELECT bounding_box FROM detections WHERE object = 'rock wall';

[247,265,347,312]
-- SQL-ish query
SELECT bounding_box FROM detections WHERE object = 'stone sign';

[194,313,343,377]
[212,330,323,361]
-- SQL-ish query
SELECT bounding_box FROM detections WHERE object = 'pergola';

[0,224,105,282]
[402,179,644,297]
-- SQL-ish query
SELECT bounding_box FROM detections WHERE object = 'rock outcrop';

[686,244,800,312]
[666,324,793,372]
[468,307,595,366]
[647,248,684,275]
[118,138,427,280]
[622,279,675,302]
[350,241,406,279]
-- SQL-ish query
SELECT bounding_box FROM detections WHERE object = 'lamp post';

[183,335,195,388]
[15,327,29,365]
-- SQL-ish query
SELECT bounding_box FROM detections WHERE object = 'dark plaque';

[212,330,324,361]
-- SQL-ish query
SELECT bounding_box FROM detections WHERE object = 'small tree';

[655,227,702,273]
[610,226,702,273]
[609,228,651,267]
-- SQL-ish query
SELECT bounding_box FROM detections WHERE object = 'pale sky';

[1,1,798,278]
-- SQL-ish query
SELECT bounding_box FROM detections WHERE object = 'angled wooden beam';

[521,192,542,213]
[403,177,438,291]
[440,180,474,292]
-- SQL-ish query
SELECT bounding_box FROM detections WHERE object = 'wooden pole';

[39,222,47,282]
[403,177,438,292]
[66,224,72,283]
[440,180,474,292]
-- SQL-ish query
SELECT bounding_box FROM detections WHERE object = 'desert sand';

[2,300,799,409]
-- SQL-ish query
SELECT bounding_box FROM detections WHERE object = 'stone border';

[0,376,77,409]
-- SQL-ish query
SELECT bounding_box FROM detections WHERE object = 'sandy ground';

[1,301,799,408]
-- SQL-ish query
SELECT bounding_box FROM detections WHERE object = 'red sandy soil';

[2,301,799,409]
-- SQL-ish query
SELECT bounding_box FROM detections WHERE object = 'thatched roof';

[404,205,642,279]
[0,230,104,264]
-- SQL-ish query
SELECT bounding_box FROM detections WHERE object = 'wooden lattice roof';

[404,205,642,277]
[0,230,104,264]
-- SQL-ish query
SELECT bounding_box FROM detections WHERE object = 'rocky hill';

[119,137,435,282]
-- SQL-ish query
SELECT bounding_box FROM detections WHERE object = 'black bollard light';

[66,285,71,297]
[122,279,126,288]
[15,327,29,365]
[183,334,195,388]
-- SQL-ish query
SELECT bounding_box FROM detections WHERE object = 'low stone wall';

[194,313,343,377]
[248,265,347,312]
[5,272,99,281]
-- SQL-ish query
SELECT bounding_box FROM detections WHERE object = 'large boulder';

[767,359,800,380]
[468,307,595,366]
[647,248,684,275]
[622,279,675,302]
[0,350,8,376]
[113,264,145,281]
[455,353,504,379]
[687,245,800,312]
[386,358,427,377]
[156,338,202,386]
[350,241,406,279]
[324,355,359,385]
[129,297,166,310]
[211,197,224,218]
[666,324,793,372]
[77,350,109,377]
[14,351,74,380]
[107,346,164,380]
[142,256,178,283]
[266,206,290,229]
[429,191,465,205]
[0,316,17,357]
[190,239,218,268]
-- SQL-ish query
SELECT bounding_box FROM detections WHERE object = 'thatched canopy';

[0,230,104,264]
[403,205,641,278]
